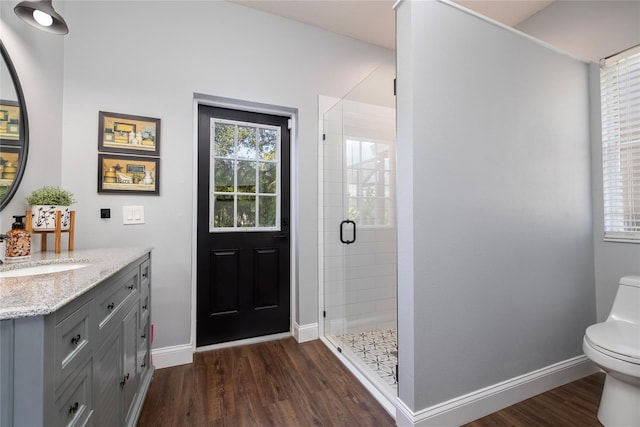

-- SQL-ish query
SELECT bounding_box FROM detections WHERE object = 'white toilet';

[583,275,640,427]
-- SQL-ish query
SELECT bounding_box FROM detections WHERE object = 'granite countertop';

[0,247,152,320]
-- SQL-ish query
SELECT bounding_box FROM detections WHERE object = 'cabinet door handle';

[126,284,134,290]
[141,333,146,339]
[120,373,130,388]
[141,362,146,368]
[70,334,81,345]
[69,402,79,414]
[142,304,147,310]
[107,302,115,310]
[142,272,148,279]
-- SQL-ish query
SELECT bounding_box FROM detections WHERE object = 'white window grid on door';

[209,118,281,232]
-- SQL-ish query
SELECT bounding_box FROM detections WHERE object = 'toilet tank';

[607,275,640,323]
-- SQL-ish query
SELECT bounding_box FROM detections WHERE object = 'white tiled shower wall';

[321,99,397,337]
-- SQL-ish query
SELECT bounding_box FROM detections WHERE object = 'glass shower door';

[320,55,398,400]
[322,99,347,341]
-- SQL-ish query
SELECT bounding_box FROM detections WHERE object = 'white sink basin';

[0,263,90,278]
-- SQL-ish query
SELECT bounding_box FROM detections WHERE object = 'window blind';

[601,45,640,241]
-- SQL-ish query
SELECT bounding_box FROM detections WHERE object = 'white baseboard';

[151,344,193,369]
[293,322,318,343]
[396,355,599,426]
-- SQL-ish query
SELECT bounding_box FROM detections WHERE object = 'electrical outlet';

[122,206,144,225]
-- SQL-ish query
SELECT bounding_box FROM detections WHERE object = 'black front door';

[197,105,290,346]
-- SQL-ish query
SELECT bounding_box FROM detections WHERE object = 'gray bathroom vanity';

[0,247,153,427]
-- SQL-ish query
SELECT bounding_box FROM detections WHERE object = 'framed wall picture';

[0,100,21,142]
[98,111,160,155]
[98,154,159,195]
[0,145,20,185]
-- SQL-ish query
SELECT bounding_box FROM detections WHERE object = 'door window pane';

[237,161,256,193]
[213,195,234,228]
[237,126,257,159]
[259,196,277,227]
[237,196,256,227]
[259,128,278,160]
[214,123,235,157]
[214,159,235,192]
[210,118,281,231]
[259,162,277,194]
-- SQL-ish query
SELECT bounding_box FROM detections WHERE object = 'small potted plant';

[26,186,76,231]
[140,126,155,146]
[131,172,143,184]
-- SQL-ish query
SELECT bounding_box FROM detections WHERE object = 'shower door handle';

[340,220,356,244]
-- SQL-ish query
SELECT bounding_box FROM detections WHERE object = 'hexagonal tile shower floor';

[336,329,398,390]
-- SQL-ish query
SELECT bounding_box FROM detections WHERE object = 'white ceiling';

[454,1,554,27]
[229,0,555,50]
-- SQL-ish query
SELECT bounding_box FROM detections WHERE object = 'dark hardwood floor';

[138,337,605,427]
[464,373,605,427]
[137,338,395,426]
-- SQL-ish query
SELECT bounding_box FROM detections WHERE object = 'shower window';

[600,44,640,241]
[345,138,394,226]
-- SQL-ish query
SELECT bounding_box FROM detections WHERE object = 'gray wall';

[517,0,640,322]
[0,1,65,232]
[396,0,595,411]
[58,1,392,349]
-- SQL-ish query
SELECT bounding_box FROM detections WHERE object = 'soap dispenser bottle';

[5,215,31,261]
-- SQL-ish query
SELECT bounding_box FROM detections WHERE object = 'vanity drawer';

[139,292,150,327]
[137,320,149,375]
[96,267,138,336]
[55,360,93,427]
[140,259,150,294]
[137,348,149,376]
[54,302,92,391]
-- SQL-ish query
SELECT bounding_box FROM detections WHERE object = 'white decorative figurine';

[128,131,142,145]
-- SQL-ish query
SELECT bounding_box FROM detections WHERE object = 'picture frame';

[0,100,21,142]
[98,111,160,156]
[0,145,20,185]
[98,154,159,195]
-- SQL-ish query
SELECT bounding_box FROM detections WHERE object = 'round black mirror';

[0,39,28,211]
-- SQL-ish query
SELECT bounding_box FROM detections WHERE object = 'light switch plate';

[123,205,144,225]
